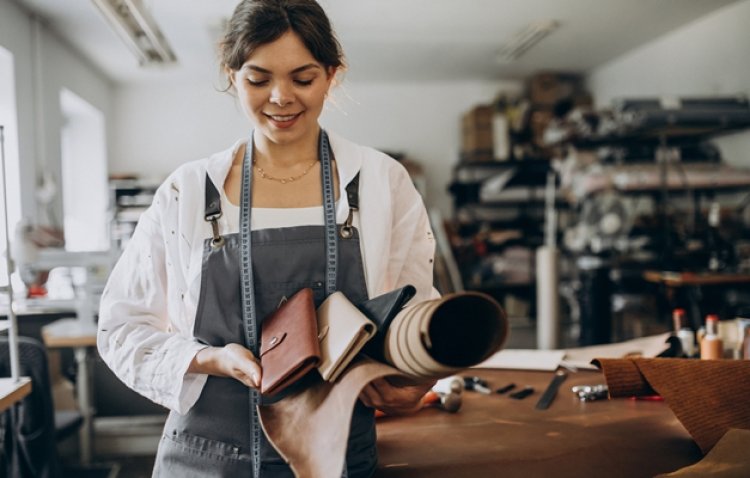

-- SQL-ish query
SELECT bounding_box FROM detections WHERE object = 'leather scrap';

[258,358,407,478]
[594,358,750,453]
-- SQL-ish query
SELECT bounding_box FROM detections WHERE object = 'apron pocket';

[153,431,254,477]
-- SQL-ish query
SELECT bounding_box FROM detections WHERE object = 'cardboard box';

[463,128,493,151]
[462,105,494,157]
[462,105,494,129]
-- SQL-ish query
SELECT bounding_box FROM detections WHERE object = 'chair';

[0,336,83,478]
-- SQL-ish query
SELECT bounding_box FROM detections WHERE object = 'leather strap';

[340,173,359,239]
[204,174,224,247]
[204,175,221,221]
[345,173,360,210]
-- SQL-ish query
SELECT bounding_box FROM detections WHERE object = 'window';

[0,46,22,286]
[60,88,108,251]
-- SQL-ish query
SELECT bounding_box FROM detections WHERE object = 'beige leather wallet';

[316,292,376,382]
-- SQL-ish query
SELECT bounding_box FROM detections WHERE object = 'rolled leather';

[383,291,508,377]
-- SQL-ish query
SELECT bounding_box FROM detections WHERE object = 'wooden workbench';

[375,368,701,477]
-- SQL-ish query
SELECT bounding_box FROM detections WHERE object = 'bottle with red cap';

[700,314,723,360]
[672,308,695,357]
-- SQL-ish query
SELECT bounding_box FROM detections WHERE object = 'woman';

[97,0,438,476]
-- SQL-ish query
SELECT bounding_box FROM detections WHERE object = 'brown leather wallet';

[259,288,321,396]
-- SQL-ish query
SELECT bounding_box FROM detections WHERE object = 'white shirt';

[97,131,439,414]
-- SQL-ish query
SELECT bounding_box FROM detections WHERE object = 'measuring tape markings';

[240,130,340,477]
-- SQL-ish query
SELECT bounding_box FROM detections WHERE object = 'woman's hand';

[188,343,262,389]
[359,377,436,416]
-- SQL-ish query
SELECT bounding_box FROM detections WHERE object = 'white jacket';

[97,131,438,414]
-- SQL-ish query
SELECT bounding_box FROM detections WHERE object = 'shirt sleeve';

[387,164,441,303]
[97,184,209,414]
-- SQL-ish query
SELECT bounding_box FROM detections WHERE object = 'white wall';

[0,1,114,228]
[112,78,520,215]
[587,0,750,168]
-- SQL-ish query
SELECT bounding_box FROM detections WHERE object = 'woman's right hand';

[188,343,262,389]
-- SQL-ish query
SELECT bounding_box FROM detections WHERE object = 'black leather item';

[204,174,221,221]
[356,285,416,361]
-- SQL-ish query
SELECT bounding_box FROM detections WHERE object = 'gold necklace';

[253,158,318,184]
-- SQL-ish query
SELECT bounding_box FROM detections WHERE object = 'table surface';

[375,369,702,478]
[644,270,750,287]
[0,377,32,413]
[41,318,97,348]
[0,299,77,316]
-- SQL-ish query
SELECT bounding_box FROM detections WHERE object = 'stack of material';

[461,105,495,161]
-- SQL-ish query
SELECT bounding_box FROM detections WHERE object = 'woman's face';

[231,30,335,147]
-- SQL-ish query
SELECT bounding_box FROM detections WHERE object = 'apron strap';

[340,173,360,239]
[204,175,224,247]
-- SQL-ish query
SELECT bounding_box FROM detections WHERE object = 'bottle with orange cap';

[700,314,723,360]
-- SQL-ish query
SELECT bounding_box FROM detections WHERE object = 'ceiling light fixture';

[91,0,177,66]
[496,20,559,64]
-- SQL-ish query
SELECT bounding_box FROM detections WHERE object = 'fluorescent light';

[91,0,177,66]
[496,20,559,64]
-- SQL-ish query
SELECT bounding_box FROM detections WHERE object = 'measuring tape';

[239,133,262,478]
[240,130,340,477]
[320,131,338,297]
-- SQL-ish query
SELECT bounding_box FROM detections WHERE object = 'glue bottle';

[700,314,723,360]
[672,308,695,357]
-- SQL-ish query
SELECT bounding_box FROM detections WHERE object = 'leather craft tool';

[509,386,534,400]
[535,370,567,410]
[496,383,516,394]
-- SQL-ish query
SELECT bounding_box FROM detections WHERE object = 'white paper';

[473,333,672,372]
[473,349,565,371]
[560,333,671,371]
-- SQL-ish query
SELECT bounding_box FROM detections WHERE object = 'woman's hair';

[219,0,345,88]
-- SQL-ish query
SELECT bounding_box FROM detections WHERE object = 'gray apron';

[152,131,376,477]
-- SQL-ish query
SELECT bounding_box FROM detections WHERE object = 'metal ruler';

[535,370,568,410]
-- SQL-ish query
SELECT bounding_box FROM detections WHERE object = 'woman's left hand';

[359,377,436,416]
